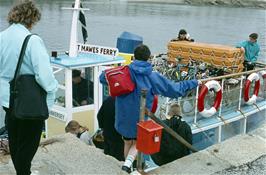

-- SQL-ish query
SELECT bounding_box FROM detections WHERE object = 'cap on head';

[134,44,151,61]
[179,29,187,35]
[249,33,258,40]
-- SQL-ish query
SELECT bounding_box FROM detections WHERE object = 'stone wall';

[186,0,266,8]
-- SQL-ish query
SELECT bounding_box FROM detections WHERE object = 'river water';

[0,0,265,62]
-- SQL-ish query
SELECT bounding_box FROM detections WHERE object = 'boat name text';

[77,43,118,57]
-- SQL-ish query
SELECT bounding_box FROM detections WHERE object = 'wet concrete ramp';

[0,134,126,174]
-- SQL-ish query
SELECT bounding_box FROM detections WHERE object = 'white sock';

[123,155,135,168]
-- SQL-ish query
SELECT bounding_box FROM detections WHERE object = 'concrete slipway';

[149,122,266,175]
[0,123,265,174]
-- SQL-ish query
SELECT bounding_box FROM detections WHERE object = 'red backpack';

[105,66,135,97]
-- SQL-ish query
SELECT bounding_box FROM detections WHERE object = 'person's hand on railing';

[145,107,152,117]
[197,80,202,86]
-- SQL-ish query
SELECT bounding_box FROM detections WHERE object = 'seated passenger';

[171,29,194,42]
[72,69,89,106]
[151,104,192,166]
[65,120,92,145]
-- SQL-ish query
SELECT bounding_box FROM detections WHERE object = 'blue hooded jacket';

[100,60,198,138]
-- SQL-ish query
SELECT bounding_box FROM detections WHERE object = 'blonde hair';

[65,120,80,134]
[7,0,41,29]
[168,103,181,117]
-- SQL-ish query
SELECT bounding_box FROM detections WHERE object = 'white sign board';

[77,43,119,57]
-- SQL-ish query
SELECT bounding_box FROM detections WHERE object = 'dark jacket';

[97,97,122,142]
[97,97,124,161]
[151,117,192,166]
[72,78,88,106]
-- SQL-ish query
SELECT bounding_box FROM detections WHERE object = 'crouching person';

[151,104,192,166]
[65,120,92,145]
[99,44,199,173]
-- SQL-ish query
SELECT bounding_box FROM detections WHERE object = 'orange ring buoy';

[151,95,158,113]
[198,80,222,117]
[244,73,260,105]
[260,70,266,90]
[261,71,266,79]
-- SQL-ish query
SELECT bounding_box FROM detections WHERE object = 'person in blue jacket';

[0,2,58,175]
[236,33,260,71]
[100,44,199,173]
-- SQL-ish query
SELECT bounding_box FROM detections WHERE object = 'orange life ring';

[261,70,266,89]
[198,80,222,117]
[260,71,266,79]
[244,73,260,105]
[151,95,158,113]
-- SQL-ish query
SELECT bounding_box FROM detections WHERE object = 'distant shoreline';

[126,0,266,9]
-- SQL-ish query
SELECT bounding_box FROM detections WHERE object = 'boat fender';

[198,80,222,117]
[151,95,158,113]
[244,73,260,105]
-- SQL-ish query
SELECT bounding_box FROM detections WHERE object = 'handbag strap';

[13,34,35,84]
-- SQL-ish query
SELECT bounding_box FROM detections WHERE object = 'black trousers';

[4,107,44,175]
[243,61,255,71]
[104,139,124,161]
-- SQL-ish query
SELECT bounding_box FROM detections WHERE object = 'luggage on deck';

[168,41,244,73]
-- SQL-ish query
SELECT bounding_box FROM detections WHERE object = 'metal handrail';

[199,67,266,82]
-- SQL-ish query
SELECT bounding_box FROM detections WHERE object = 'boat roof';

[51,52,125,69]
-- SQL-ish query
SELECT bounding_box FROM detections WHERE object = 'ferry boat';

[0,0,263,170]
[46,0,265,150]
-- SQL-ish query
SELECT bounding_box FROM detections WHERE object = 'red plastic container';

[136,120,163,154]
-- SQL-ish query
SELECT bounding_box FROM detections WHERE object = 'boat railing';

[158,66,266,143]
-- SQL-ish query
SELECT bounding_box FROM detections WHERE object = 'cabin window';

[72,68,94,107]
[54,68,66,107]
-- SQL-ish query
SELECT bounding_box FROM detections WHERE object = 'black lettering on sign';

[88,46,93,52]
[49,110,65,120]
[77,44,118,56]
[81,45,86,52]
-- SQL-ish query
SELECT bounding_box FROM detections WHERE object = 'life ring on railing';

[260,71,266,79]
[198,80,222,118]
[244,73,260,105]
[151,95,158,113]
[260,71,266,89]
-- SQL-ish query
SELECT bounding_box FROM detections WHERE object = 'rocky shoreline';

[186,0,266,9]
[127,0,266,9]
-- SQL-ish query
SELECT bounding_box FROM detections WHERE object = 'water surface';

[0,0,265,62]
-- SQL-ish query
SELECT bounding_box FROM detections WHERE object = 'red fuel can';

[136,120,163,154]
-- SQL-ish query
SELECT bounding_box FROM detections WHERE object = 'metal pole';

[218,79,225,119]
[238,76,244,111]
[165,97,170,117]
[238,76,247,134]
[137,89,147,172]
[194,85,199,124]
[65,69,73,124]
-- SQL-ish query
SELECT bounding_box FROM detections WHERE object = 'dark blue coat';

[100,60,198,138]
